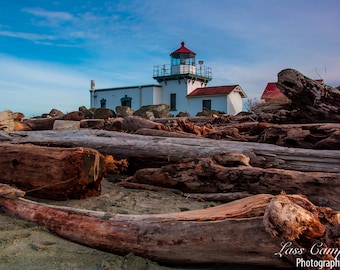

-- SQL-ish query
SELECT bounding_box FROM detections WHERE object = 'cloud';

[22,7,74,24]
[0,30,56,41]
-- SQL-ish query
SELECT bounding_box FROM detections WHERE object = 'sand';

[0,176,273,270]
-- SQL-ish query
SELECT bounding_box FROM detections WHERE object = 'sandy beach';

[0,176,276,270]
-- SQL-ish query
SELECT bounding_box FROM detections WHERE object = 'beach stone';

[79,106,95,119]
[94,108,116,119]
[133,104,169,119]
[116,106,134,117]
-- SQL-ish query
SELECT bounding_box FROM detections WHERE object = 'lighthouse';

[153,41,212,113]
[90,41,246,116]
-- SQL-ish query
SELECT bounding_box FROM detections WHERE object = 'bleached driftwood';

[6,129,340,173]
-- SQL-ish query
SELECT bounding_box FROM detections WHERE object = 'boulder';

[94,108,116,119]
[116,106,134,117]
[49,108,64,118]
[133,104,169,119]
[62,111,84,121]
[176,112,190,117]
[79,106,95,119]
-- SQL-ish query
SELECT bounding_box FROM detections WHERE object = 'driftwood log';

[0,110,29,131]
[256,123,340,149]
[20,111,84,131]
[276,68,340,123]
[0,184,339,268]
[0,143,127,200]
[5,130,340,173]
[127,152,340,209]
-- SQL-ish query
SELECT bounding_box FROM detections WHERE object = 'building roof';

[260,82,286,100]
[171,41,196,56]
[187,85,247,98]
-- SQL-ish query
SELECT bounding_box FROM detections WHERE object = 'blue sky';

[1,0,339,117]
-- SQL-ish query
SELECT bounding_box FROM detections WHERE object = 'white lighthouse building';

[90,42,247,116]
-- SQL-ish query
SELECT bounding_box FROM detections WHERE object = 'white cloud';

[0,30,56,41]
[22,7,74,23]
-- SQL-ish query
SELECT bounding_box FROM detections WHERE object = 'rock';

[94,108,116,119]
[176,112,190,117]
[79,106,95,119]
[62,111,84,121]
[116,106,134,117]
[49,109,64,118]
[133,104,169,119]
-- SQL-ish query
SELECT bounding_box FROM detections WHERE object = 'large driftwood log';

[128,153,340,209]
[0,143,127,200]
[264,194,340,265]
[277,68,340,123]
[6,130,340,173]
[1,184,338,268]
[257,123,340,149]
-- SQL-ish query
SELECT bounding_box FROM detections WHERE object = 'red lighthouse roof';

[171,41,196,56]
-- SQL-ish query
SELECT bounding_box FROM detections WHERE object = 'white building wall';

[91,85,161,111]
[159,79,206,114]
[227,90,244,115]
[187,96,228,116]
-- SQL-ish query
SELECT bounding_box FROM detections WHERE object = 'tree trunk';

[7,129,340,173]
[1,184,338,268]
[0,143,126,200]
[128,153,340,209]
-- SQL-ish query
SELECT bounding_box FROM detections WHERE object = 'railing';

[153,64,212,79]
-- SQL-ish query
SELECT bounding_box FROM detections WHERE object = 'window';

[202,99,211,111]
[100,98,106,108]
[170,93,177,111]
[121,95,132,107]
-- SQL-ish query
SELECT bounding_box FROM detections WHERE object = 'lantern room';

[153,41,212,84]
[170,41,196,66]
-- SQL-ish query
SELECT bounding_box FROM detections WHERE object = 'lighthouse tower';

[153,42,212,114]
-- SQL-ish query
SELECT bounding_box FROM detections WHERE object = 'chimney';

[91,80,95,91]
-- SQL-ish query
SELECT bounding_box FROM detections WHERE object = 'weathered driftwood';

[0,110,30,131]
[6,129,340,173]
[128,153,340,209]
[0,143,127,200]
[21,111,85,131]
[277,68,340,123]
[1,184,338,268]
[257,123,340,149]
[264,194,340,265]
